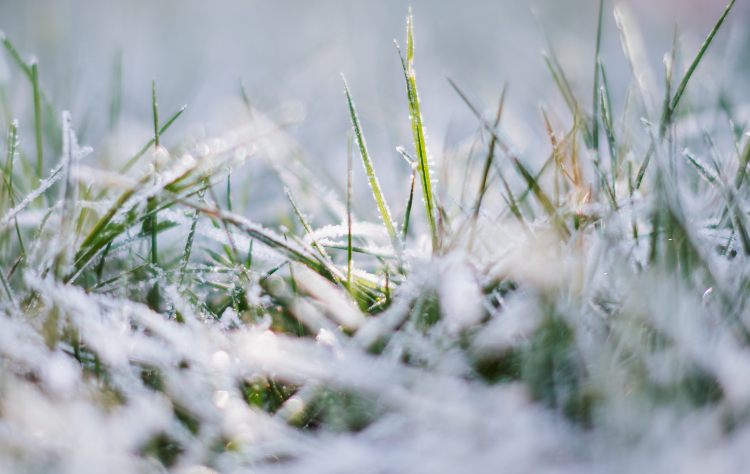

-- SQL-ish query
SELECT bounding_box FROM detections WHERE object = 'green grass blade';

[5,120,25,255]
[734,138,750,189]
[683,150,718,185]
[95,241,112,285]
[116,105,186,177]
[401,164,416,241]
[663,0,735,135]
[109,48,122,131]
[179,211,199,287]
[592,0,604,153]
[599,87,617,175]
[474,84,507,219]
[239,76,252,119]
[396,10,438,254]
[285,187,331,263]
[148,79,160,267]
[635,141,655,190]
[0,31,32,79]
[31,61,43,179]
[659,27,679,138]
[342,76,400,255]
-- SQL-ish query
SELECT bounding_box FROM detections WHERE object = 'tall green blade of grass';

[397,148,416,241]
[179,212,199,287]
[54,111,79,278]
[4,120,25,256]
[662,0,735,136]
[474,85,506,219]
[342,76,400,257]
[115,105,186,177]
[397,10,438,254]
[30,61,43,179]
[734,138,750,189]
[109,48,122,132]
[148,79,160,268]
[0,31,32,80]
[0,33,44,181]
[591,0,604,154]
[285,187,332,263]
[636,2,733,189]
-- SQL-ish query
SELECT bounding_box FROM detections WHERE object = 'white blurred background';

[0,0,747,221]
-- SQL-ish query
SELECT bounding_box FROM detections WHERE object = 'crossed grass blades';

[0,1,746,470]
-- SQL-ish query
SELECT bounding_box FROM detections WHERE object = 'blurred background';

[0,0,748,224]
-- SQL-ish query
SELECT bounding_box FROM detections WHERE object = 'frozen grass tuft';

[1,3,750,473]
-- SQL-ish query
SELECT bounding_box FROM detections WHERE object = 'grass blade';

[663,0,736,135]
[592,0,604,153]
[396,10,438,254]
[109,48,122,131]
[179,211,199,287]
[148,79,160,268]
[448,78,568,236]
[474,84,507,219]
[31,61,43,179]
[239,76,253,119]
[342,76,400,256]
[0,31,32,79]
[401,160,416,241]
[285,187,332,263]
[116,105,186,177]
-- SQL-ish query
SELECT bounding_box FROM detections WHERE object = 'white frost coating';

[159,209,285,265]
[0,163,64,232]
[471,295,541,355]
[438,252,483,331]
[305,222,388,243]
[293,265,365,330]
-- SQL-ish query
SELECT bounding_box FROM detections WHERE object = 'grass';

[0,2,748,472]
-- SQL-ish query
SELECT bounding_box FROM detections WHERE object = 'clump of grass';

[0,2,749,472]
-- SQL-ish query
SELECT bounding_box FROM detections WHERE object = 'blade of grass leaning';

[396,10,438,254]
[599,87,617,175]
[342,76,400,256]
[683,150,719,185]
[115,105,186,177]
[95,242,112,285]
[6,252,25,281]
[662,0,735,136]
[637,2,734,188]
[400,158,416,241]
[0,31,32,79]
[239,76,253,119]
[659,26,679,139]
[474,84,507,219]
[396,146,419,232]
[285,187,332,263]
